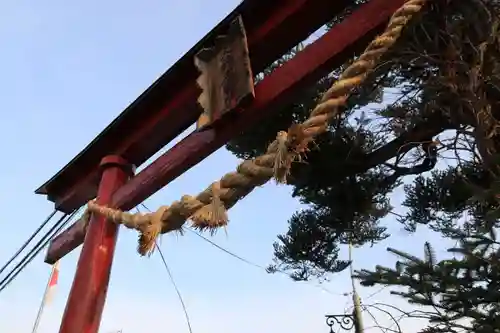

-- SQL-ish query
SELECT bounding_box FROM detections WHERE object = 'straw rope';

[83,0,429,255]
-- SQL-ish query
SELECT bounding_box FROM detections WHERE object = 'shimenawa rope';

[83,0,429,255]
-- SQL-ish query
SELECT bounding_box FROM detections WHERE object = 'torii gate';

[35,0,410,332]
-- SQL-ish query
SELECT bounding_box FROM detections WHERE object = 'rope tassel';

[138,206,169,256]
[272,131,293,183]
[272,125,314,183]
[190,182,228,232]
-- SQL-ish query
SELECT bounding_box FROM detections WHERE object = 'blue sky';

[0,1,455,332]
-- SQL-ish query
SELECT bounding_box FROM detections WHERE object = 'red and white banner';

[44,260,59,305]
[32,261,60,333]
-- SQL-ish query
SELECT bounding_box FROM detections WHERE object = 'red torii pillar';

[58,156,134,333]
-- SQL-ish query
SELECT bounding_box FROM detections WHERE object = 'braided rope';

[85,0,429,255]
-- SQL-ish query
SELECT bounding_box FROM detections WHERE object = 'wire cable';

[365,285,389,300]
[0,209,79,293]
[185,227,264,270]
[135,205,193,333]
[0,212,70,292]
[0,210,57,275]
[155,242,193,333]
[183,224,346,296]
[140,203,347,297]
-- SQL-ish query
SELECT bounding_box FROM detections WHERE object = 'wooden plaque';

[195,15,255,129]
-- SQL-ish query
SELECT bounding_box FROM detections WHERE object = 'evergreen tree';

[226,0,500,282]
[355,226,500,332]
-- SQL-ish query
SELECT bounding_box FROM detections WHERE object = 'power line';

[0,212,70,292]
[0,209,79,293]
[365,285,389,300]
[342,285,390,315]
[183,224,348,296]
[135,205,193,333]
[138,203,394,330]
[184,227,264,270]
[0,210,57,276]
[155,242,193,333]
[139,203,347,297]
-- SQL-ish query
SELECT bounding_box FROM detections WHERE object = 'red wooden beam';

[45,0,407,264]
[58,156,133,333]
[36,0,350,214]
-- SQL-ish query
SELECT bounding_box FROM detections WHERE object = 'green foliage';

[400,162,500,234]
[225,0,500,328]
[226,0,500,329]
[355,226,500,332]
[226,0,500,286]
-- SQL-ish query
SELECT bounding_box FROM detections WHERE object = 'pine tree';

[226,0,500,282]
[355,225,500,332]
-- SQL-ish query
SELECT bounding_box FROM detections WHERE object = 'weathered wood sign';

[195,16,255,129]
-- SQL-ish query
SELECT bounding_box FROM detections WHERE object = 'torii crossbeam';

[35,0,409,332]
